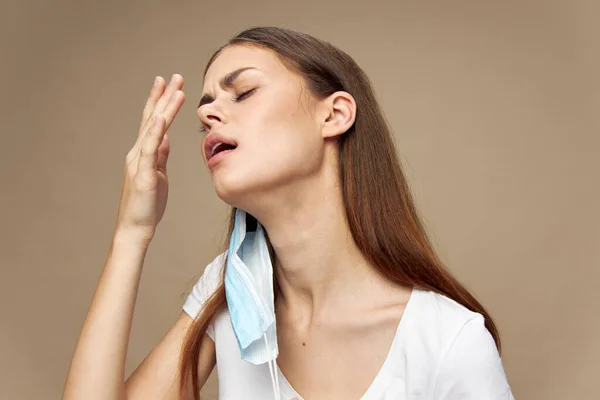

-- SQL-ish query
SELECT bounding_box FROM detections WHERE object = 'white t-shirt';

[183,253,515,400]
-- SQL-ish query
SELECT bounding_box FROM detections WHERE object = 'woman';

[63,27,515,399]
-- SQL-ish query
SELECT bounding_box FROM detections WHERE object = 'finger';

[138,115,165,173]
[132,89,184,161]
[140,76,166,137]
[156,133,170,173]
[152,74,184,121]
[161,90,186,132]
[136,74,183,143]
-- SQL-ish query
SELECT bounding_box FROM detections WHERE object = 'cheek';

[236,128,321,194]
[261,107,322,174]
[212,92,322,202]
[211,132,316,199]
[248,100,320,172]
[282,133,322,172]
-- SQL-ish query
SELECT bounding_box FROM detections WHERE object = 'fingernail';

[154,76,160,86]
[170,74,175,83]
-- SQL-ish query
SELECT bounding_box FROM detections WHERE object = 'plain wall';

[1,0,598,398]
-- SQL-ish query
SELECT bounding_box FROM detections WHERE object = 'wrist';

[112,226,155,248]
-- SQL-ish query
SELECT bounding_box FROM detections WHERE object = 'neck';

[246,167,385,326]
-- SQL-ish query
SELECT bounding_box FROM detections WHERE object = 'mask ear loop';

[264,334,281,399]
[274,356,281,397]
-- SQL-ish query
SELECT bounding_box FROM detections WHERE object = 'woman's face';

[197,44,325,208]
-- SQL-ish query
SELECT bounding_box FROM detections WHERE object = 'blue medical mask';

[225,208,281,398]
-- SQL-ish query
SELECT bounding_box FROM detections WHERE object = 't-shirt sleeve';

[182,252,225,340]
[433,314,516,400]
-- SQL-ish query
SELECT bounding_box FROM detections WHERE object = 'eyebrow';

[197,67,257,108]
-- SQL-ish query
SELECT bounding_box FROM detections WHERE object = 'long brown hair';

[179,26,501,400]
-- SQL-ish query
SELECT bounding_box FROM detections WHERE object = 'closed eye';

[232,88,256,102]
[197,88,256,133]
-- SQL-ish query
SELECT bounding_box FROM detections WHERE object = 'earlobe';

[322,91,356,139]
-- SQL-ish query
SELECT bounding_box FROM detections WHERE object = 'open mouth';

[209,142,237,160]
[204,133,239,164]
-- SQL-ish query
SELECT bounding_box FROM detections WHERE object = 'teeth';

[211,142,222,157]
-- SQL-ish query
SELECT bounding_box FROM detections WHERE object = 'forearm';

[63,230,151,400]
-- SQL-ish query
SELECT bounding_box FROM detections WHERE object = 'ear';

[320,91,356,139]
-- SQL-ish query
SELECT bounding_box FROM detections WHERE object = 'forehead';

[203,45,292,90]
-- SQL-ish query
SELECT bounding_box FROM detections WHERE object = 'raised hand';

[114,74,185,243]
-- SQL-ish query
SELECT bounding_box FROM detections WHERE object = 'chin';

[212,168,285,212]
[212,171,257,209]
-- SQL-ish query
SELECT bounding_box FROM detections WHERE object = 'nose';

[197,103,226,131]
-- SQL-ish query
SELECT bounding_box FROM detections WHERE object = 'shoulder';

[409,290,513,399]
[432,313,514,398]
[410,289,482,344]
[202,251,227,283]
[182,252,226,320]
[405,289,495,369]
[401,289,485,365]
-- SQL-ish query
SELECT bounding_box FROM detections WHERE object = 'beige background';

[1,0,598,399]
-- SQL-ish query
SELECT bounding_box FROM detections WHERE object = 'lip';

[204,133,238,166]
[207,147,236,169]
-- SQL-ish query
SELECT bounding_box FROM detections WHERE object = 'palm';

[115,74,185,238]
